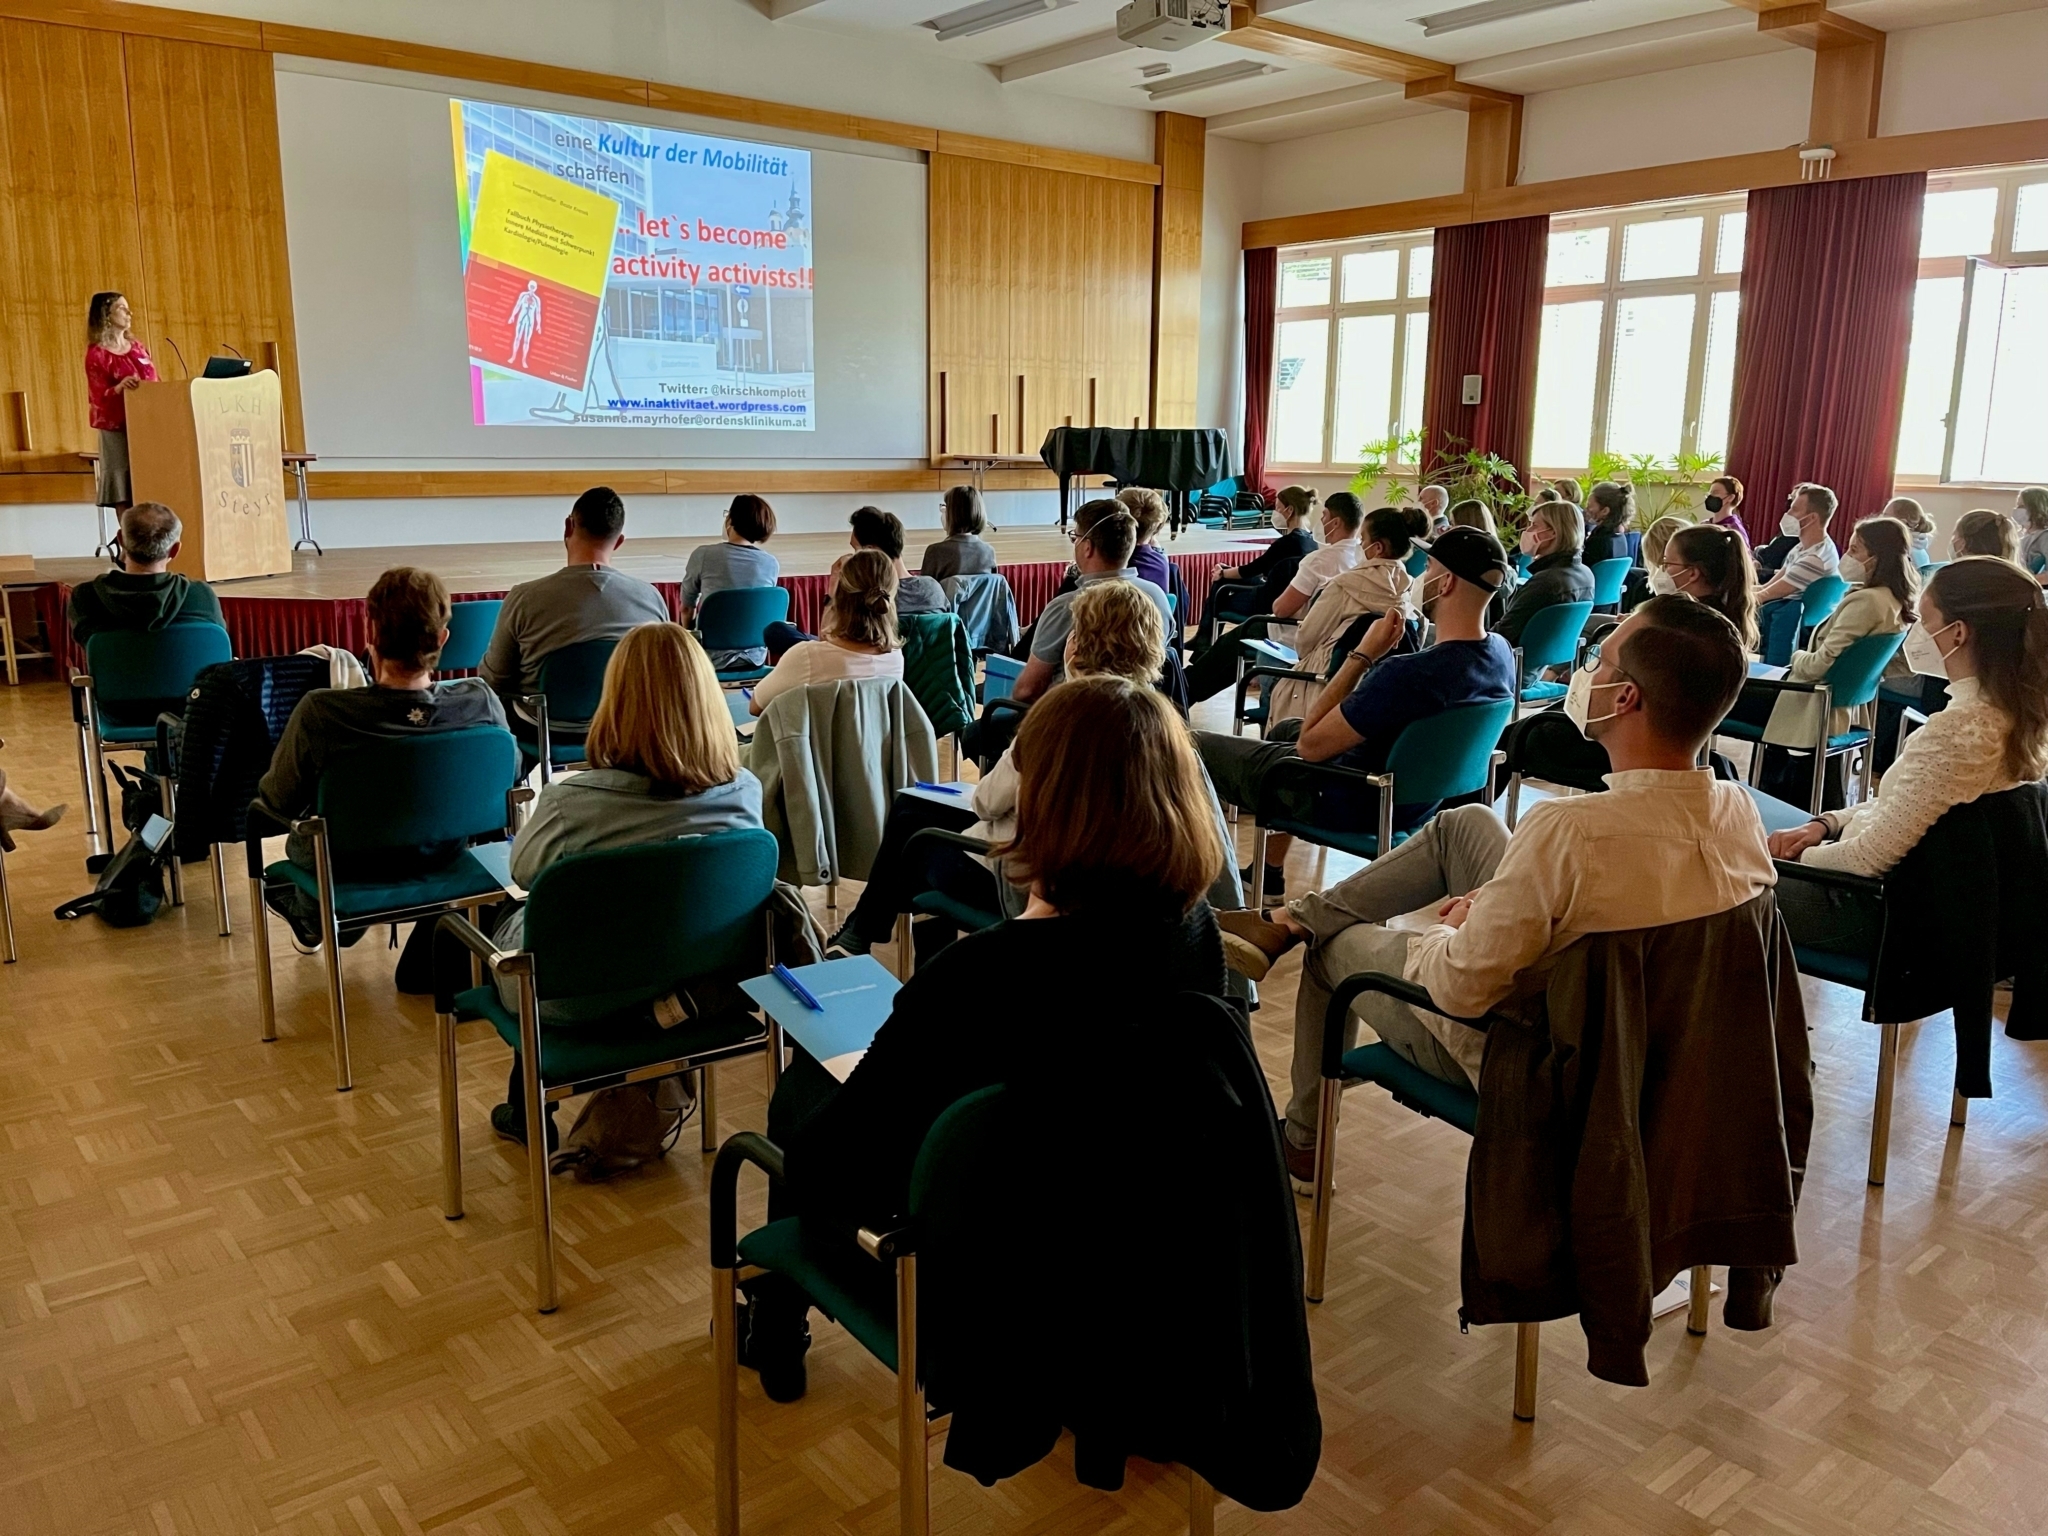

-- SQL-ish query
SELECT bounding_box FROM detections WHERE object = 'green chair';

[1716,629,1904,813]
[1798,573,1848,640]
[1590,556,1632,612]
[71,621,233,865]
[1305,973,1713,1420]
[900,611,975,754]
[516,635,618,784]
[891,827,1003,976]
[1403,545,1431,578]
[245,725,525,1092]
[439,598,502,674]
[1247,698,1513,876]
[436,828,780,1312]
[1509,600,1593,718]
[699,586,792,684]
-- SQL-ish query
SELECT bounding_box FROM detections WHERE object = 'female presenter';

[83,291,157,513]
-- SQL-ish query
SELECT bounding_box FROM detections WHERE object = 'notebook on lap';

[740,954,902,1082]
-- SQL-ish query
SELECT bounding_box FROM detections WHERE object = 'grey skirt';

[95,428,131,507]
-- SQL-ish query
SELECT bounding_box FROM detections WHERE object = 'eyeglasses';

[1577,642,1636,684]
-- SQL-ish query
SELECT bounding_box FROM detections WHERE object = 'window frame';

[1531,194,1747,478]
[1268,230,1434,475]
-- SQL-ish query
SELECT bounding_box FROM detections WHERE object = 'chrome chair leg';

[515,967,558,1312]
[1305,1075,1340,1303]
[1505,771,1523,830]
[438,1007,463,1219]
[894,911,915,981]
[87,728,113,856]
[1188,1468,1216,1536]
[75,719,105,857]
[826,879,838,914]
[699,1065,719,1154]
[1868,1019,1900,1187]
[1951,1090,1968,1128]
[0,843,15,964]
[1687,1265,1711,1336]
[210,842,231,936]
[252,873,278,1042]
[159,773,183,907]
[713,1254,742,1536]
[310,829,351,1092]
[1513,1321,1541,1421]
[896,1253,928,1536]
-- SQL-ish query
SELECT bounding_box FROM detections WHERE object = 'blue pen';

[773,963,825,1011]
[914,781,964,794]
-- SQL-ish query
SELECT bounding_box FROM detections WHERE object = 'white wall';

[1197,136,1260,468]
[1253,112,1469,221]
[1879,6,2048,137]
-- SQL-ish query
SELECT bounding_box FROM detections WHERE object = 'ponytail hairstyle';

[1667,523,1758,652]
[824,548,900,650]
[1363,507,1414,561]
[1587,480,1633,534]
[1926,557,2048,782]
[1881,495,1933,536]
[1275,485,1317,522]
[1954,508,2019,561]
[1116,484,1169,544]
[1851,515,1918,625]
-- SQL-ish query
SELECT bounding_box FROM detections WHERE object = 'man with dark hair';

[257,567,506,950]
[1219,594,1769,1187]
[68,501,225,645]
[1012,500,1170,702]
[480,485,668,707]
[849,506,947,615]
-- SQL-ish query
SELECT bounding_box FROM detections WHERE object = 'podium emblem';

[228,427,256,491]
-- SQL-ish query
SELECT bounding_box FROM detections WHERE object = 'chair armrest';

[710,1131,788,1268]
[1261,755,1389,801]
[155,711,182,776]
[1322,970,1498,1079]
[430,909,531,1011]
[242,799,306,878]
[1770,858,1883,897]
[1231,663,1319,723]
[904,828,992,858]
[70,672,93,725]
[506,784,534,835]
[857,1222,917,1263]
[514,693,545,728]
[1735,675,1826,701]
[982,696,1031,723]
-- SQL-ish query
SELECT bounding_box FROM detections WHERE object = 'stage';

[25,526,1273,674]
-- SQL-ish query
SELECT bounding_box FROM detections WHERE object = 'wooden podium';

[128,372,293,581]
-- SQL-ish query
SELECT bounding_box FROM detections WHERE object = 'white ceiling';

[749,0,2048,142]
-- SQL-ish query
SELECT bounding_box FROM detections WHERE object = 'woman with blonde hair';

[750,549,902,716]
[489,622,764,1145]
[1953,507,2019,562]
[1119,484,1190,637]
[1882,496,1936,558]
[1624,514,1690,609]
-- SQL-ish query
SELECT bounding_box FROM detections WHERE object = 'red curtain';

[1726,173,1925,545]
[1241,246,1277,497]
[1422,215,1548,484]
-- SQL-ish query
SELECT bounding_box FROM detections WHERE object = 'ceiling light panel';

[922,0,1072,43]
[1411,0,1594,39]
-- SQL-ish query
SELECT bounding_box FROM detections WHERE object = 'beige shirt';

[1404,769,1778,1077]
[750,639,903,715]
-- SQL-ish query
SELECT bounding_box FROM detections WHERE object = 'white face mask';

[1648,566,1679,596]
[1780,513,1802,538]
[1519,528,1543,556]
[1270,509,1290,532]
[1562,665,1627,737]
[1838,554,1868,586]
[1902,618,1963,678]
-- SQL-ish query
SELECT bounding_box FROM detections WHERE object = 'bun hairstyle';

[1667,523,1758,652]
[1954,508,2018,561]
[87,291,126,344]
[1364,507,1415,561]
[1275,485,1318,520]
[1850,515,1918,624]
[1927,557,2048,782]
[1587,480,1633,534]
[942,484,986,537]
[825,548,900,651]
[1398,504,1429,543]
[1881,495,1933,535]
[1116,485,1169,543]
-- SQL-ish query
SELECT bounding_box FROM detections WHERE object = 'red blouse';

[85,342,158,432]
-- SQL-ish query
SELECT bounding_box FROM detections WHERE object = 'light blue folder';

[740,954,902,1079]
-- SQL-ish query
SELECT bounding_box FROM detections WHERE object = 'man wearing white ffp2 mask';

[1756,484,1840,606]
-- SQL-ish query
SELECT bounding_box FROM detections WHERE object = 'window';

[1269,231,1433,470]
[1529,197,1746,475]
[1895,166,2048,482]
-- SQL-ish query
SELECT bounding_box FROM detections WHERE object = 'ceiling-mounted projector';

[1116,0,1227,51]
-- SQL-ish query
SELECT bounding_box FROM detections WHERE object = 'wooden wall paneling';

[1149,111,1204,429]
[1110,174,1156,431]
[0,0,262,48]
[123,35,306,452]
[0,19,145,474]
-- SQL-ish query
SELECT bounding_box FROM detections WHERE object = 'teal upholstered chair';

[72,621,233,865]
[1305,972,1713,1420]
[436,828,780,1311]
[698,586,792,684]
[1590,556,1632,612]
[246,724,524,1092]
[1508,599,1593,718]
[1798,573,1848,637]
[515,635,617,783]
[1247,698,1513,876]
[1403,545,1431,578]
[889,827,1004,976]
[1717,629,1905,812]
[439,599,502,673]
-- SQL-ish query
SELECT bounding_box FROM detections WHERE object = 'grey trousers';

[1283,803,1511,1146]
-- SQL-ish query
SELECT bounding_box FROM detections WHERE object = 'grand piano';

[1039,427,1230,532]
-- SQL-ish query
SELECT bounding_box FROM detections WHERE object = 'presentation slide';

[450,98,814,432]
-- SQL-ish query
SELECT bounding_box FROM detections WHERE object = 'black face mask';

[1703,495,1724,513]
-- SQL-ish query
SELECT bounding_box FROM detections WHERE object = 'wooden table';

[0,555,53,686]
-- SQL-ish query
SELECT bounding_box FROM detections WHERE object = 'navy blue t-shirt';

[1334,634,1517,828]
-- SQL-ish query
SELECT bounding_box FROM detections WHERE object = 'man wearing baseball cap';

[1197,524,1518,900]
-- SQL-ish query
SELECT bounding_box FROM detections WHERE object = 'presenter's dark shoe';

[1723,1266,1784,1330]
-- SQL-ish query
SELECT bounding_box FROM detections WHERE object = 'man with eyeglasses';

[1218,595,1771,1192]
[1010,497,1171,704]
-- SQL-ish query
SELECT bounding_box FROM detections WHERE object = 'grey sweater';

[480,564,671,699]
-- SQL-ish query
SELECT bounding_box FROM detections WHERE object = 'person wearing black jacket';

[738,677,1230,1404]
[1582,480,1635,567]
[1494,500,1594,658]
[1195,484,1317,644]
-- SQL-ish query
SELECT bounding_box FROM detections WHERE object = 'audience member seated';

[1537,476,1582,507]
[68,500,225,645]
[1753,483,1841,653]
[483,622,764,1149]
[480,486,669,713]
[1185,492,1367,703]
[827,579,1169,956]
[1416,483,1450,536]
[1622,515,1687,610]
[1446,498,1490,533]
[1117,485,1191,640]
[1582,481,1636,567]
[1263,506,1418,728]
[919,484,996,580]
[749,550,903,717]
[2015,486,2048,576]
[1662,523,1759,651]
[762,506,949,660]
[1012,500,1169,704]
[1883,495,1937,559]
[257,569,505,949]
[1952,506,2018,562]
[738,674,1228,1399]
[1199,484,1317,639]
[1199,526,1516,901]
[1219,597,1763,1187]
[1493,499,1593,656]
[1769,557,2048,877]
[1701,474,1747,535]
[679,493,780,669]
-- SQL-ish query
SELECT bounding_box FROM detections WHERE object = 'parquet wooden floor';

[2,672,2045,1534]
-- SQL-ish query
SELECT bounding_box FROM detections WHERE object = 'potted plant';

[1585,450,1724,529]
[1352,434,1530,544]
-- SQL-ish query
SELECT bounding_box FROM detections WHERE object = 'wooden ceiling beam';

[1223,3,1444,85]
[1756,2,1884,50]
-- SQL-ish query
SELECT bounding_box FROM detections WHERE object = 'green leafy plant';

[1350,433,1531,541]
[1584,450,1725,529]
[1349,430,1424,505]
